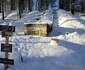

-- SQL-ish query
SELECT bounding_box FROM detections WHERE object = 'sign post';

[4,36,9,70]
[0,25,15,70]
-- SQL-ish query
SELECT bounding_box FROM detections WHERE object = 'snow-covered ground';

[0,9,85,70]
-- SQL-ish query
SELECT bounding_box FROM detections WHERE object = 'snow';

[57,9,85,29]
[0,9,85,70]
[23,10,53,25]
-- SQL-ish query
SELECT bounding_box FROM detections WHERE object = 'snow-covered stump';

[24,24,52,37]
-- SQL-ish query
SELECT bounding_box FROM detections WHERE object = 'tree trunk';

[11,0,15,10]
[59,0,64,9]
[64,0,70,11]
[18,0,22,18]
[21,0,25,10]
[71,0,75,15]
[0,0,1,12]
[81,0,85,13]
[28,0,32,11]
[38,0,48,11]
[2,0,4,20]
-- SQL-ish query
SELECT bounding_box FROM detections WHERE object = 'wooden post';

[4,36,9,70]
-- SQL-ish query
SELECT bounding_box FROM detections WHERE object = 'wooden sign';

[1,44,12,52]
[2,32,12,37]
[0,58,14,65]
[0,25,15,32]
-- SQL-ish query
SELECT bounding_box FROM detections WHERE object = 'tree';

[10,0,15,10]
[64,0,70,11]
[80,0,85,13]
[18,0,22,18]
[1,0,5,20]
[21,0,25,10]
[28,0,33,11]
[38,0,49,11]
[71,0,75,15]
[0,0,1,12]
[59,0,64,9]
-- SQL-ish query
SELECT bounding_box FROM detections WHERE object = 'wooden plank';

[0,58,14,65]
[0,25,15,32]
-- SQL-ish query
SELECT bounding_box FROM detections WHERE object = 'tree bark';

[64,0,70,11]
[18,0,22,18]
[11,0,15,10]
[59,0,64,9]
[2,0,4,20]
[38,0,48,11]
[28,0,33,11]
[71,0,75,15]
[0,0,1,12]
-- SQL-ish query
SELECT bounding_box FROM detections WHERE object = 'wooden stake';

[4,36,9,70]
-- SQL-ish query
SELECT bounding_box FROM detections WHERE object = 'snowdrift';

[57,9,85,29]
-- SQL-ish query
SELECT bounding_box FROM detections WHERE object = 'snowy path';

[0,33,85,70]
[5,35,85,70]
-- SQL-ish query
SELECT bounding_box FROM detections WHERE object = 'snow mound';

[57,32,85,45]
[23,10,53,25]
[57,9,85,29]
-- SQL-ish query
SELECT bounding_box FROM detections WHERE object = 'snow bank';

[57,32,85,45]
[57,9,85,29]
[5,11,18,20]
[23,10,53,25]
[40,10,53,24]
[6,35,85,70]
[9,48,22,66]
